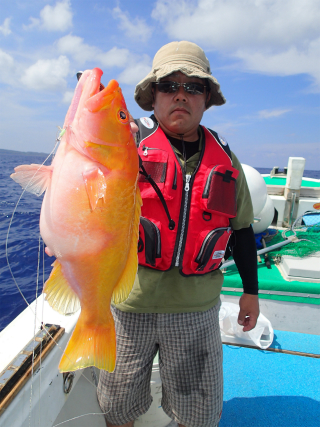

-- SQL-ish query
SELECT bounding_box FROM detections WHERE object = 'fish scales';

[10,68,141,373]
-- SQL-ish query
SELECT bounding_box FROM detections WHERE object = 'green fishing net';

[267,218,320,258]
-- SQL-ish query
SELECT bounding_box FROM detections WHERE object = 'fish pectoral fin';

[43,260,81,315]
[83,167,108,211]
[112,188,142,305]
[10,164,53,196]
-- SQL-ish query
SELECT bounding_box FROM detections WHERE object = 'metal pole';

[221,236,297,269]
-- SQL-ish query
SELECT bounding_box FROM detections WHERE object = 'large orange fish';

[10,68,141,373]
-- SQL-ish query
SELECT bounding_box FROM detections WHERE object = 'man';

[97,41,259,427]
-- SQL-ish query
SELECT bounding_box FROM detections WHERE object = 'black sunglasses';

[154,81,207,95]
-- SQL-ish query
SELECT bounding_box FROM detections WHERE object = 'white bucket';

[135,353,173,427]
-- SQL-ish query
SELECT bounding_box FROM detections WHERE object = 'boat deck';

[222,330,319,427]
[1,227,319,426]
[52,329,320,427]
[263,176,320,187]
[223,260,320,306]
[0,297,319,427]
[219,237,320,426]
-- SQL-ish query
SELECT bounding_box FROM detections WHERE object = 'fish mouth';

[64,68,113,127]
[77,70,105,92]
[76,69,121,114]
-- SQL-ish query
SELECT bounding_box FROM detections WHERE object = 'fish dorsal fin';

[83,167,108,211]
[43,260,81,315]
[112,187,142,304]
[10,164,53,196]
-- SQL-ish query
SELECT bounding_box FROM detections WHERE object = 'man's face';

[152,71,209,141]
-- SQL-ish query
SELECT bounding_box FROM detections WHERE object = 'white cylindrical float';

[242,164,274,233]
[241,164,268,217]
[252,195,275,234]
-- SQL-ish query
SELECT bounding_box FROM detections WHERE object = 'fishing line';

[52,408,112,427]
[5,133,60,310]
[5,130,113,424]
[4,133,73,394]
[4,135,60,426]
[49,366,112,427]
[4,132,77,404]
[34,235,43,427]
[28,233,42,427]
[38,242,45,427]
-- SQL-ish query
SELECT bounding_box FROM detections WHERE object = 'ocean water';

[0,152,319,333]
[0,153,53,332]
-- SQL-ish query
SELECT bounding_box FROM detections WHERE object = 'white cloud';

[0,18,12,36]
[23,17,40,30]
[21,55,70,91]
[0,49,16,84]
[98,47,130,68]
[56,34,151,85]
[57,34,98,63]
[113,6,153,42]
[235,40,320,87]
[258,109,291,119]
[56,35,130,68]
[24,0,73,32]
[152,0,320,89]
[62,90,74,104]
[152,0,320,50]
[117,55,151,85]
[0,49,14,70]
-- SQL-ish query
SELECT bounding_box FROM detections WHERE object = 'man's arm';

[232,225,260,332]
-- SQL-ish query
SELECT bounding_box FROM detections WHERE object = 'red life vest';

[137,116,239,276]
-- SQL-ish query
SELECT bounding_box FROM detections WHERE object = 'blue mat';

[270,330,320,355]
[302,213,320,226]
[221,344,320,426]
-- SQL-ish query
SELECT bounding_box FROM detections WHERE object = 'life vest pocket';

[138,147,176,200]
[138,217,162,267]
[202,165,239,218]
[193,227,232,272]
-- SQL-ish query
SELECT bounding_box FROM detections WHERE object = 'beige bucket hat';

[134,41,226,111]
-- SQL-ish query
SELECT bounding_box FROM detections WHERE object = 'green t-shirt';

[116,131,254,314]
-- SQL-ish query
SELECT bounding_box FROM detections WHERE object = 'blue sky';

[0,0,319,169]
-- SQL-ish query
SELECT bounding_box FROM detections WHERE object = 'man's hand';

[238,293,260,332]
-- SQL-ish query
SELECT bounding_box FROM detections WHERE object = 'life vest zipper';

[142,145,159,156]
[202,166,217,198]
[175,174,191,267]
[195,227,231,262]
[172,128,206,269]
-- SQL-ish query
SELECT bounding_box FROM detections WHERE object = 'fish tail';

[58,311,116,373]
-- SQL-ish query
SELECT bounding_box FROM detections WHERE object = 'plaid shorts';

[97,303,222,427]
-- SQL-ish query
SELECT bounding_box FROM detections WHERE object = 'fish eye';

[118,110,128,123]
